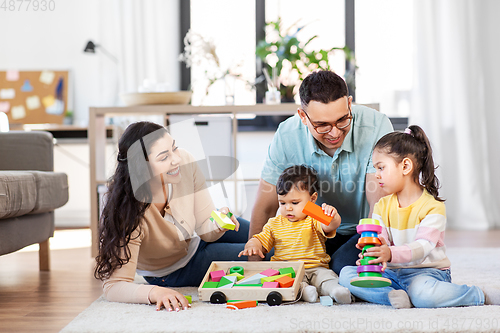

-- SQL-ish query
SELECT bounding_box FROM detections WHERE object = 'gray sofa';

[0,131,69,271]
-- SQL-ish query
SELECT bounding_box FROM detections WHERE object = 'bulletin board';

[0,70,69,125]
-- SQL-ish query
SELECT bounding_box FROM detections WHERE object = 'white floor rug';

[61,248,500,333]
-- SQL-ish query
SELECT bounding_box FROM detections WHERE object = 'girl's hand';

[218,207,240,232]
[238,245,265,258]
[362,237,391,271]
[148,287,190,312]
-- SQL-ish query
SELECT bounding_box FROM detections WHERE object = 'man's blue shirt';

[261,105,394,235]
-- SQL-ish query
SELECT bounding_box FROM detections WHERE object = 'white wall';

[0,0,101,125]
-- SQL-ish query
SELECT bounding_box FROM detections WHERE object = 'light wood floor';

[0,228,499,333]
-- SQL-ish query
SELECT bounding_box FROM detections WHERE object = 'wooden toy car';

[198,261,305,306]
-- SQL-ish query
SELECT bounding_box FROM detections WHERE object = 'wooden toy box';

[198,261,305,304]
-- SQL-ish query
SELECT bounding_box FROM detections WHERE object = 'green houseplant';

[256,17,356,102]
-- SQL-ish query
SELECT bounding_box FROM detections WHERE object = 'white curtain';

[97,0,180,107]
[411,0,500,229]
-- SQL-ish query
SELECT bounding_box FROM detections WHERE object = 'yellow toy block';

[211,210,235,230]
[227,272,245,281]
[260,273,292,284]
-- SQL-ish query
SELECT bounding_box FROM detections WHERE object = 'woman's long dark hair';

[94,121,167,280]
[374,125,444,202]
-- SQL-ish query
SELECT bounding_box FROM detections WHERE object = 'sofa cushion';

[30,171,69,214]
[0,171,68,219]
[0,171,37,219]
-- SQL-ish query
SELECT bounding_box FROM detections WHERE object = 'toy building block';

[202,281,219,288]
[320,296,333,306]
[184,295,192,304]
[226,300,258,310]
[210,269,226,282]
[226,272,244,281]
[236,273,266,285]
[262,282,280,288]
[233,284,262,287]
[229,266,244,275]
[210,210,235,230]
[261,273,292,284]
[218,275,237,288]
[350,218,392,288]
[260,268,279,277]
[279,267,296,278]
[275,275,294,288]
[278,267,296,278]
[302,201,332,226]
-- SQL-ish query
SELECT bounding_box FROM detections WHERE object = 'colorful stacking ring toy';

[350,218,392,288]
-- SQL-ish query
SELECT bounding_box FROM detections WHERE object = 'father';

[249,70,394,274]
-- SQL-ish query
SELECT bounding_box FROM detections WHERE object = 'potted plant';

[256,17,356,102]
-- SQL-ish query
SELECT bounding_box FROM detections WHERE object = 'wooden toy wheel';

[266,291,283,306]
[210,291,226,304]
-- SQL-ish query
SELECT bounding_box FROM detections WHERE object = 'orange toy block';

[226,300,258,310]
[275,275,294,288]
[302,201,331,226]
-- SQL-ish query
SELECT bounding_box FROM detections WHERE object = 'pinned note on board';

[42,95,56,108]
[6,70,19,81]
[26,96,41,110]
[21,79,34,92]
[0,89,15,99]
[11,105,26,120]
[39,70,55,85]
[0,101,10,113]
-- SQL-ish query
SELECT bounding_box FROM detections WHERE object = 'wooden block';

[302,201,332,226]
[262,282,279,288]
[229,266,244,275]
[236,273,266,285]
[226,272,244,281]
[202,281,219,288]
[211,210,235,230]
[218,275,237,288]
[233,284,263,287]
[210,269,225,282]
[275,275,294,288]
[260,273,292,284]
[278,267,296,278]
[320,296,333,306]
[226,300,258,310]
[184,295,192,304]
[260,268,279,277]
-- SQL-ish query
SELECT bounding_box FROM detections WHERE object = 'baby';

[239,165,352,303]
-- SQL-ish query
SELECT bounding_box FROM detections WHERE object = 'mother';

[94,121,248,311]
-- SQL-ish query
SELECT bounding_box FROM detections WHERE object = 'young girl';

[339,125,500,308]
[239,165,352,304]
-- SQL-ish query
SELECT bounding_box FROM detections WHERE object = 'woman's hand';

[148,286,191,312]
[218,207,240,232]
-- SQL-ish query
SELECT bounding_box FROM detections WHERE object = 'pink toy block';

[260,268,279,277]
[210,269,225,282]
[262,282,280,288]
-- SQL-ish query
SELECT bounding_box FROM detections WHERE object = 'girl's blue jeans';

[339,266,485,308]
[144,217,252,287]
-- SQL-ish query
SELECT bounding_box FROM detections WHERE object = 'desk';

[89,103,300,257]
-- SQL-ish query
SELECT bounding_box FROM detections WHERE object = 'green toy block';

[227,272,244,281]
[217,275,237,288]
[184,295,192,304]
[260,273,292,284]
[279,267,296,278]
[202,281,219,288]
[234,284,263,287]
[211,210,235,230]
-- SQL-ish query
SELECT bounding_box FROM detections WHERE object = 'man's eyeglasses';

[302,106,353,134]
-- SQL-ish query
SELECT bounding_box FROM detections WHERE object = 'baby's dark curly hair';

[276,165,319,196]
